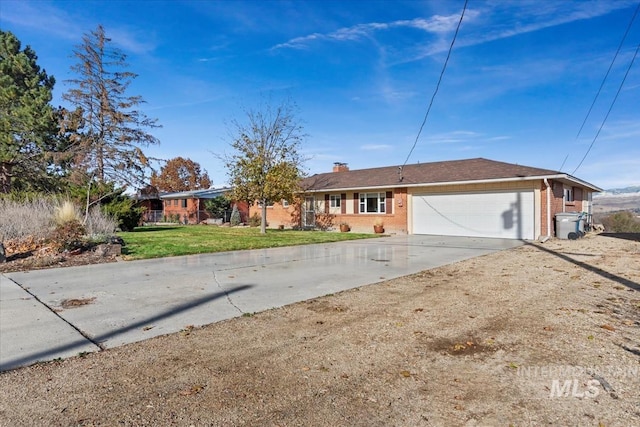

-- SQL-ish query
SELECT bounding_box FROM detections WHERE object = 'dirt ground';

[0,233,639,426]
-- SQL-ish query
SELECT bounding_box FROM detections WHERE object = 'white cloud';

[576,156,640,189]
[107,27,157,55]
[398,15,467,33]
[417,130,512,147]
[400,2,635,63]
[423,130,481,144]
[599,120,640,141]
[360,144,392,151]
[2,2,156,55]
[271,12,473,51]
[1,1,81,40]
[270,1,632,64]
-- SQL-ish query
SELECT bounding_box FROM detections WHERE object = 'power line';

[401,0,468,167]
[560,0,640,171]
[571,41,639,175]
[575,2,639,141]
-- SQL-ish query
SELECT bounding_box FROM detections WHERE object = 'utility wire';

[401,0,468,167]
[575,1,639,141]
[571,41,639,175]
[560,0,640,171]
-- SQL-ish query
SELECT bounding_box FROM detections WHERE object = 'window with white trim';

[359,192,385,213]
[564,188,574,202]
[282,199,289,208]
[330,195,341,208]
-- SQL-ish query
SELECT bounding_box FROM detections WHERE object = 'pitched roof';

[301,158,601,192]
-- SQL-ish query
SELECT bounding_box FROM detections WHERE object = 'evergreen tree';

[230,204,241,226]
[0,30,59,193]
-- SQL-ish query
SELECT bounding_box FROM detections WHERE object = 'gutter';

[543,178,552,240]
[302,174,602,194]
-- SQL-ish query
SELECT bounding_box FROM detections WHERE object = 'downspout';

[544,178,551,240]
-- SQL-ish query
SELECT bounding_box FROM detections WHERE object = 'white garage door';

[412,191,535,239]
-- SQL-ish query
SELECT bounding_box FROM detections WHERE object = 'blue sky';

[2,0,639,189]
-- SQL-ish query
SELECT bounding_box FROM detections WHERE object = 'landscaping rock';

[95,243,122,257]
[109,236,125,245]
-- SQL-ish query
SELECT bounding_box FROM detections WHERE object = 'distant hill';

[592,185,640,215]
[594,185,640,198]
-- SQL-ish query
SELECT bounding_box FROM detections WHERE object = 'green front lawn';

[117,225,376,260]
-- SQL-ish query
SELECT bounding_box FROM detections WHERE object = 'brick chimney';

[333,162,349,172]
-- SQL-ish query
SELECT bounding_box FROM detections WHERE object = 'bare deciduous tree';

[62,25,160,188]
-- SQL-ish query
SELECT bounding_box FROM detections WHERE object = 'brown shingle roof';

[301,158,566,191]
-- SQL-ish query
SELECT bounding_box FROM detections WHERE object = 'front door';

[303,197,315,228]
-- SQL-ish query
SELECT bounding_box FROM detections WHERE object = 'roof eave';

[160,187,233,199]
[302,174,602,193]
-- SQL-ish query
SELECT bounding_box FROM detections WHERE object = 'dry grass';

[84,206,118,240]
[0,198,116,243]
[53,200,81,225]
[0,199,54,241]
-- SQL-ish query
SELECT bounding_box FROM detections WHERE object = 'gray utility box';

[555,212,584,240]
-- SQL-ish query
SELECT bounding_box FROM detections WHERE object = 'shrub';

[0,198,55,241]
[601,211,640,233]
[101,197,144,232]
[49,220,86,252]
[204,196,231,219]
[230,205,241,226]
[314,212,334,231]
[84,206,118,241]
[0,194,117,256]
[248,213,261,227]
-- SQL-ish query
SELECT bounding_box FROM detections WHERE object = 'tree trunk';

[0,162,13,194]
[261,199,267,234]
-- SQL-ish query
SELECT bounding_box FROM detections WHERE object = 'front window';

[359,192,385,213]
[181,199,187,208]
[330,195,341,208]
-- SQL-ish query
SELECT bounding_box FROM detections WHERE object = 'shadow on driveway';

[1,285,252,372]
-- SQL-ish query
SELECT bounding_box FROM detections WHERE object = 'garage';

[412,190,535,239]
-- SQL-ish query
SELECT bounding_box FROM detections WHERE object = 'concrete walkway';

[0,235,523,371]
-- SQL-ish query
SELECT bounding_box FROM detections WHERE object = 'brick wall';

[252,189,409,234]
[256,180,593,236]
[540,180,588,236]
[248,200,298,228]
[163,198,203,223]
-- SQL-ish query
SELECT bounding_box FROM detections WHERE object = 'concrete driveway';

[0,235,523,371]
